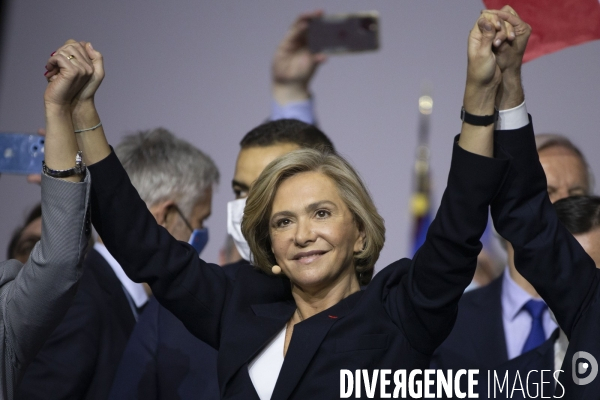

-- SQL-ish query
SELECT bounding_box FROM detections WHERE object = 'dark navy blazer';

[108,261,248,400]
[476,329,558,399]
[17,248,136,400]
[431,275,556,398]
[491,119,600,399]
[89,138,511,399]
[435,329,557,400]
[431,275,508,372]
[108,296,219,399]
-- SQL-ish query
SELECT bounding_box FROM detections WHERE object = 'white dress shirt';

[248,326,286,400]
[496,101,530,130]
[93,242,149,316]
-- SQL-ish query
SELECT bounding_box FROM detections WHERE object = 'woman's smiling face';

[269,171,365,291]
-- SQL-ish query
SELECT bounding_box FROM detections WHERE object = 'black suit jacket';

[437,329,557,400]
[490,118,600,399]
[89,139,510,399]
[476,329,558,399]
[108,261,247,400]
[17,248,137,400]
[432,275,508,371]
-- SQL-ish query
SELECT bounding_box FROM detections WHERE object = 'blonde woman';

[47,8,525,398]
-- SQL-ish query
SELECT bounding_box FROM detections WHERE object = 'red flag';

[483,0,600,62]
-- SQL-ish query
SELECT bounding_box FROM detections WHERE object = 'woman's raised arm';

[50,41,231,347]
[382,11,518,354]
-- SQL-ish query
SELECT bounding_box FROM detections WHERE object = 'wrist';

[272,82,310,106]
[71,100,100,130]
[497,73,524,110]
[71,98,95,114]
[45,103,72,118]
[463,83,498,116]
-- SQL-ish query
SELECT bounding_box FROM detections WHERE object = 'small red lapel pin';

[328,315,338,319]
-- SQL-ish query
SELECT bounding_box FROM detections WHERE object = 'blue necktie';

[521,299,547,354]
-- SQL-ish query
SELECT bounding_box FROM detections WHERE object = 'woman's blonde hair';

[241,148,385,285]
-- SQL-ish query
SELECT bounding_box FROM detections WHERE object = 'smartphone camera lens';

[31,141,41,155]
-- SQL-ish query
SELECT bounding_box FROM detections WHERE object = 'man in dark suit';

[461,10,600,396]
[17,129,219,399]
[432,11,594,374]
[109,13,335,398]
[477,196,600,399]
[432,135,593,373]
[490,98,600,399]
[474,329,560,399]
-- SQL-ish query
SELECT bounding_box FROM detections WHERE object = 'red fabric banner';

[483,0,600,62]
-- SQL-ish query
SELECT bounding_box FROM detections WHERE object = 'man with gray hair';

[115,127,219,250]
[17,128,218,400]
[433,128,595,372]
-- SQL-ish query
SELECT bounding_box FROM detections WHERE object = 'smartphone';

[0,133,45,175]
[308,11,379,54]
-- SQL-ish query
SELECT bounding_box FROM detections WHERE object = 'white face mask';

[227,198,252,262]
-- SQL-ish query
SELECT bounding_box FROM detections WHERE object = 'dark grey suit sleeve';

[2,173,91,385]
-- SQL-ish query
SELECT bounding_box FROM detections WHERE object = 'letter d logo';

[572,351,598,385]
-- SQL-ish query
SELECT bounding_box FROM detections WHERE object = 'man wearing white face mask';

[225,10,332,265]
[227,119,335,263]
[18,128,219,400]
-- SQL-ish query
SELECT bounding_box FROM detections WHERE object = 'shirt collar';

[93,242,149,308]
[501,268,539,322]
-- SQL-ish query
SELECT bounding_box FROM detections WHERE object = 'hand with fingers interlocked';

[44,40,95,109]
[485,6,532,110]
[45,40,105,121]
[463,6,532,112]
[467,10,512,91]
[486,6,531,74]
[458,6,525,157]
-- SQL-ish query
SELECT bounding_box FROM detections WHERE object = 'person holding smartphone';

[0,46,92,399]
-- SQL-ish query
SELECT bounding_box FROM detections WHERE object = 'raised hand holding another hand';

[485,6,532,110]
[43,40,95,181]
[459,10,510,157]
[44,41,94,109]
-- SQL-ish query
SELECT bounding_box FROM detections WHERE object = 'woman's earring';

[271,265,281,275]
